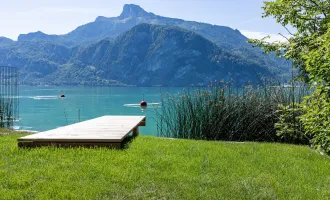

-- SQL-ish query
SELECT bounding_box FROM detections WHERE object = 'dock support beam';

[132,127,139,137]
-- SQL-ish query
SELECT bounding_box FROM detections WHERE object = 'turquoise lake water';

[16,86,183,135]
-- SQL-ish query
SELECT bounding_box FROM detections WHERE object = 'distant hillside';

[0,37,14,46]
[69,24,272,86]
[0,24,274,86]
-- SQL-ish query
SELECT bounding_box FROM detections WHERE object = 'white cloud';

[240,30,290,43]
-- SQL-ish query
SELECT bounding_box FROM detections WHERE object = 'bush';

[301,90,330,154]
[156,81,309,144]
[275,103,310,144]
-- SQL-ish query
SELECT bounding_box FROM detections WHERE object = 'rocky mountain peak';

[119,4,154,19]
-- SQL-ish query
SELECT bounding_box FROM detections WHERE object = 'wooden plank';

[18,116,146,146]
[18,141,123,148]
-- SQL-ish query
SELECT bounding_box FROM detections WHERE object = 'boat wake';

[124,103,161,108]
[29,96,58,100]
[13,126,36,132]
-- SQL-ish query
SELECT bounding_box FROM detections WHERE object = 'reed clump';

[0,96,14,128]
[156,81,309,143]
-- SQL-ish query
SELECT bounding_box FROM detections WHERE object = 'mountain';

[15,4,290,77]
[18,31,62,43]
[0,41,69,82]
[16,4,253,49]
[0,4,291,86]
[1,24,273,86]
[0,37,14,46]
[69,24,271,86]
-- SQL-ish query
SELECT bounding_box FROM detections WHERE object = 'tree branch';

[284,26,295,36]
[279,33,290,42]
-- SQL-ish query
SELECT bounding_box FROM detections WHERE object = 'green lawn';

[1,130,330,199]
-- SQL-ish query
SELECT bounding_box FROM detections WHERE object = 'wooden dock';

[17,116,146,148]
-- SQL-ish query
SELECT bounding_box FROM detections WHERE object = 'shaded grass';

[1,132,330,199]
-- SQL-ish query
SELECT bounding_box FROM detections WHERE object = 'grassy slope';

[0,131,330,199]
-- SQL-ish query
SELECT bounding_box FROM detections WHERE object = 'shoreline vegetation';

[0,97,14,129]
[0,131,330,199]
[157,81,310,144]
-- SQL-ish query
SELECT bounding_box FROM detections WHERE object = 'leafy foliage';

[275,103,309,144]
[302,90,330,154]
[249,0,330,153]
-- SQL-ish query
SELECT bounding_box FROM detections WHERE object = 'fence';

[0,66,19,128]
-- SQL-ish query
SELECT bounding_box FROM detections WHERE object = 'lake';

[15,86,183,135]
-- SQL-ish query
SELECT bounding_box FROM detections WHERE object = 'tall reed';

[156,81,309,143]
[0,96,14,128]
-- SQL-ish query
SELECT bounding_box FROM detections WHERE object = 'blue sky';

[0,0,289,41]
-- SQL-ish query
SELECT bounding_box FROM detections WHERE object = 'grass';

[1,130,330,199]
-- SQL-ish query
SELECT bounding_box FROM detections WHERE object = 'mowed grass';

[1,131,330,199]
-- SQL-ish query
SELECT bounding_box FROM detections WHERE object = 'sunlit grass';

[0,131,330,199]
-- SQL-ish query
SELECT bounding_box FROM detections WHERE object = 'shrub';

[301,90,330,154]
[275,103,310,144]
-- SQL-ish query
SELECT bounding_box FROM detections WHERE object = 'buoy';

[60,94,65,98]
[140,101,147,107]
[140,94,147,107]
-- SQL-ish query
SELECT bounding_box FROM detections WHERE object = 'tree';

[249,0,330,154]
